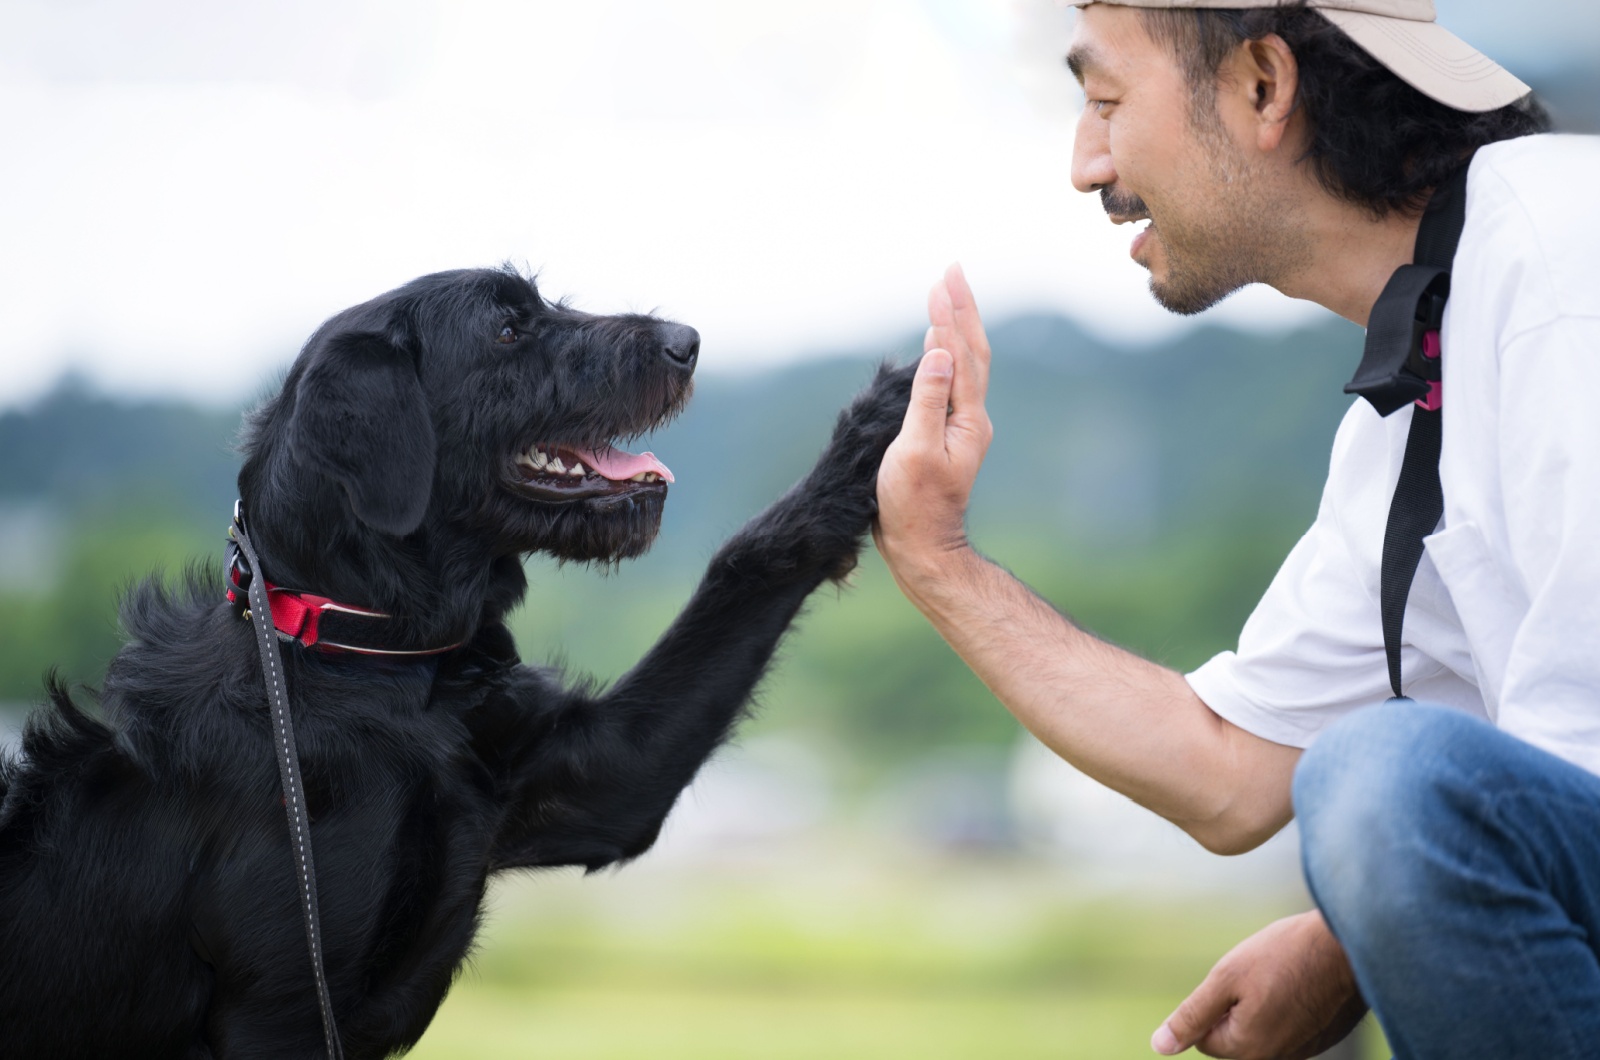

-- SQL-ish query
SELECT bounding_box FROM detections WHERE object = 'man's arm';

[877,265,1368,1055]
[873,264,1299,854]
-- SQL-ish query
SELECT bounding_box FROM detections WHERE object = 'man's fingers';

[927,275,971,371]
[942,262,991,405]
[944,262,987,351]
[946,267,991,380]
[1154,972,1238,1056]
[895,349,955,453]
[934,278,953,333]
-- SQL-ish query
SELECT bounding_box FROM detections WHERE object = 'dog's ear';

[287,330,437,536]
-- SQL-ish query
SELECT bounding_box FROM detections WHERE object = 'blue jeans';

[1293,702,1600,1060]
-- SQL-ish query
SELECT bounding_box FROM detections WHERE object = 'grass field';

[407,847,1389,1059]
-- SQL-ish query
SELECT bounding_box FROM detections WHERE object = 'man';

[873,2,1600,1057]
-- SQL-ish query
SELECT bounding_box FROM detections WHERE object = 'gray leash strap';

[229,509,345,1060]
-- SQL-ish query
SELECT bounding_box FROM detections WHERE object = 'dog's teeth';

[548,456,565,474]
[529,450,548,469]
[568,462,586,476]
[629,472,648,482]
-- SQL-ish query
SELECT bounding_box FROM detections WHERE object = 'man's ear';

[287,330,437,536]
[1243,33,1299,151]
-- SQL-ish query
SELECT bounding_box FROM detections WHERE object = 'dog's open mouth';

[507,442,674,502]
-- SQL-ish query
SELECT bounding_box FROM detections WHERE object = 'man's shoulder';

[1471,134,1600,226]
[1463,134,1600,322]
[1476,132,1600,165]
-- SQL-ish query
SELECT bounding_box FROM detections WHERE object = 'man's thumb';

[1153,974,1234,1056]
[900,349,953,446]
[1151,1021,1186,1056]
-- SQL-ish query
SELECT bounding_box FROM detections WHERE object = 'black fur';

[0,266,916,1059]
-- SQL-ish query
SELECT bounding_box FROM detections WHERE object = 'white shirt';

[1187,134,1600,776]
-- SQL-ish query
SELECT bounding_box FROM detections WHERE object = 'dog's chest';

[319,743,497,988]
[194,716,500,1051]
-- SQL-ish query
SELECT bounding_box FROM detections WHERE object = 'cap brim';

[1318,8,1531,113]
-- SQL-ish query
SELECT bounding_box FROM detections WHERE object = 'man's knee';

[1293,702,1489,924]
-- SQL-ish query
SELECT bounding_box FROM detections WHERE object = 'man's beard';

[1104,134,1308,317]
[1146,207,1265,317]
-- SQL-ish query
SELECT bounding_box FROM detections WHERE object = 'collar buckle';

[224,501,462,658]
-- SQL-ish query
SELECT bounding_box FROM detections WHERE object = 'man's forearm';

[874,267,1297,852]
[891,544,1299,854]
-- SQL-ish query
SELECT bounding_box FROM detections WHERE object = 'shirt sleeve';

[1186,406,1404,748]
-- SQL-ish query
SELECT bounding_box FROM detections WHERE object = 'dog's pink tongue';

[573,444,675,484]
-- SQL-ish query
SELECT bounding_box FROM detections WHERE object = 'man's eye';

[497,325,518,344]
[1090,99,1115,114]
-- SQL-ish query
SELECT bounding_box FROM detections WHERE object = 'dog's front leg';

[485,361,918,873]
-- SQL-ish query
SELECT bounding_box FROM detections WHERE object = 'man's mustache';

[1101,187,1151,221]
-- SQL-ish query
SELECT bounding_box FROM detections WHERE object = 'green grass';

[407,854,1387,1059]
[413,983,1164,1059]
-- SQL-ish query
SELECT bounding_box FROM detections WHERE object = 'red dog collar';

[226,507,463,658]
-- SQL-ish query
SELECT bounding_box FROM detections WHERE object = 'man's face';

[1067,5,1304,315]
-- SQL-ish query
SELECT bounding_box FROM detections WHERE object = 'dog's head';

[243,266,695,566]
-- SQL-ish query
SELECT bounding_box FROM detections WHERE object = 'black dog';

[0,266,915,1059]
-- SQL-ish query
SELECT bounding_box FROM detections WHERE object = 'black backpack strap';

[1344,165,1471,700]
[1380,405,1443,698]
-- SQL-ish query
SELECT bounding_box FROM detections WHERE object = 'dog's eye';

[496,324,519,345]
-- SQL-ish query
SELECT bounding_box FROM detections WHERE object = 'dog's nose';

[661,323,700,372]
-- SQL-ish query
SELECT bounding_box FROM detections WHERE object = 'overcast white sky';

[0,0,1588,407]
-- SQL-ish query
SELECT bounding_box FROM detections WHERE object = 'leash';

[228,502,346,1060]
[1343,165,1470,700]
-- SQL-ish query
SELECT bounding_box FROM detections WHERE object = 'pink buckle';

[1416,330,1442,411]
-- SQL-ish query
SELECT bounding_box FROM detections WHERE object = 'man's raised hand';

[873,263,994,590]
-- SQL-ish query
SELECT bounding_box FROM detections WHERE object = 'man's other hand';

[1152,910,1368,1059]
[874,263,994,589]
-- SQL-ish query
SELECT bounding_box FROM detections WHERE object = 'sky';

[0,0,1591,408]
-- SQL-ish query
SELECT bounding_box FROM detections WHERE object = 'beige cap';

[1071,1,1531,112]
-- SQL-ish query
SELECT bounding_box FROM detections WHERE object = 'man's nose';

[1071,104,1116,194]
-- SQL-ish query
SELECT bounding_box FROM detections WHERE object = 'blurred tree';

[0,313,1358,761]
[0,506,215,701]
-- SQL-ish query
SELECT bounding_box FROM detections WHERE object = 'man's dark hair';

[1140,4,1550,216]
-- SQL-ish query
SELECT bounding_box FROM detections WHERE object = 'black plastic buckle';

[1344,265,1451,417]
[1405,289,1448,383]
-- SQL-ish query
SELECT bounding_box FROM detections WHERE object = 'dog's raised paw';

[821,358,920,482]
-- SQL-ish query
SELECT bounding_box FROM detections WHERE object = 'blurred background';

[2,2,1594,1057]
